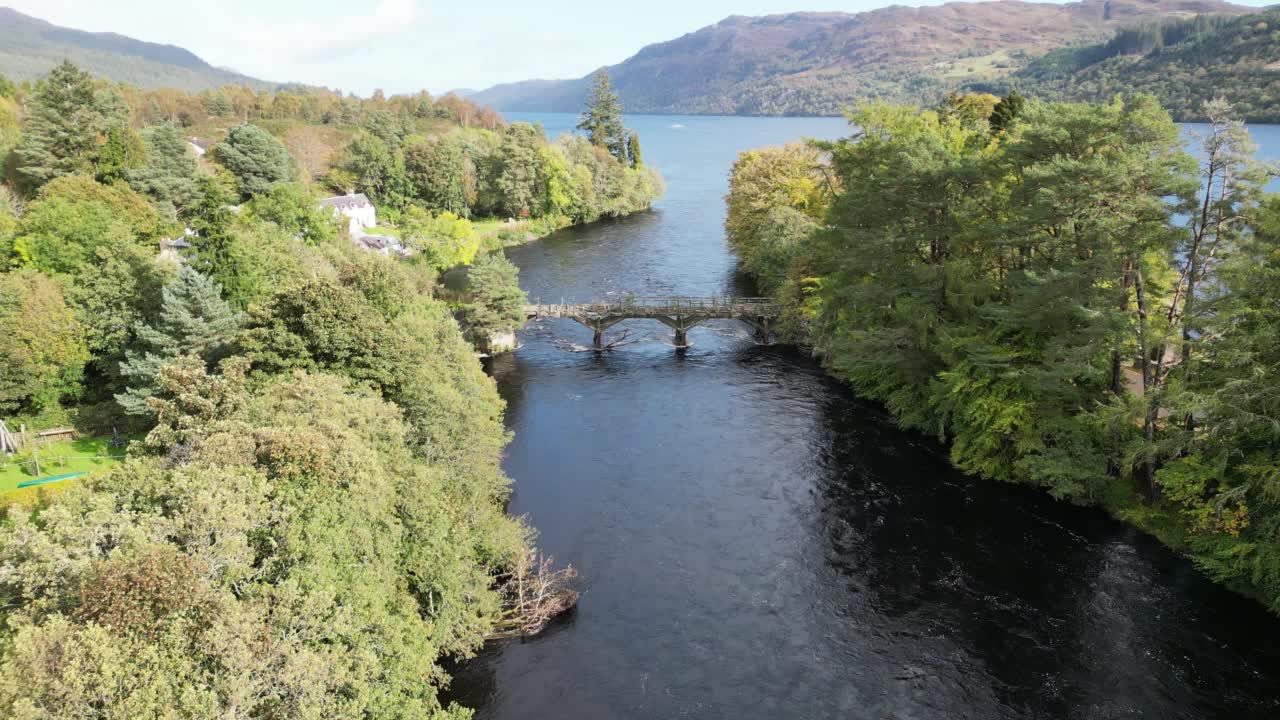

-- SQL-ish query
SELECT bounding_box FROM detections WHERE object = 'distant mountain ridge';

[465,0,1252,116]
[0,7,281,92]
[977,9,1280,121]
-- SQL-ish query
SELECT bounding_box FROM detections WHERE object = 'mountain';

[466,0,1252,116]
[0,7,278,92]
[975,10,1280,121]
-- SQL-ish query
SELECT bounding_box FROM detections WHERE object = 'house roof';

[320,193,373,211]
[188,137,213,151]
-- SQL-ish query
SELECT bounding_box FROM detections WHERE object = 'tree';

[725,143,830,282]
[69,243,173,388]
[127,123,201,220]
[0,270,89,415]
[0,368,523,718]
[459,253,527,348]
[404,136,470,216]
[247,182,339,244]
[116,266,242,417]
[215,123,294,198]
[400,205,480,270]
[577,70,627,161]
[627,130,643,168]
[8,177,161,276]
[1130,99,1267,498]
[202,90,233,117]
[988,90,1026,134]
[12,61,131,194]
[486,123,546,219]
[186,176,270,309]
[343,132,409,208]
[93,125,146,185]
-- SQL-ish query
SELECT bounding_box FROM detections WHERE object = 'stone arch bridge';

[523,296,781,350]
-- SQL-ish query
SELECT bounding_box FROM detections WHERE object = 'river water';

[448,114,1280,719]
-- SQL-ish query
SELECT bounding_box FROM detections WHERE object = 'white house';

[320,192,377,236]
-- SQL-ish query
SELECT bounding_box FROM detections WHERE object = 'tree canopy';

[215,123,295,198]
[726,92,1280,612]
[12,60,131,194]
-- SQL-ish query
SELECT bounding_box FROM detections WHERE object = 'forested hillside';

[726,93,1280,613]
[981,11,1280,121]
[0,7,279,92]
[0,60,656,716]
[467,0,1248,115]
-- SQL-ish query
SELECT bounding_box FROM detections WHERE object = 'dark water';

[448,114,1280,719]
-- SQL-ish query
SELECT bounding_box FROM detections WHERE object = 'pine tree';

[127,123,201,219]
[215,123,294,199]
[988,90,1026,134]
[627,130,643,168]
[459,253,527,347]
[13,61,130,194]
[116,266,242,416]
[577,70,626,162]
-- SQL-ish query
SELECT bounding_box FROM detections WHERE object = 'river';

[447,114,1280,719]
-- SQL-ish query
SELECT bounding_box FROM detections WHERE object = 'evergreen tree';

[459,253,527,348]
[93,125,146,184]
[215,123,294,198]
[577,70,627,161]
[988,90,1026,134]
[116,265,242,416]
[13,61,130,194]
[185,176,263,309]
[127,123,201,219]
[627,130,643,168]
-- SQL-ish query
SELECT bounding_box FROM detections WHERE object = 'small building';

[320,192,377,236]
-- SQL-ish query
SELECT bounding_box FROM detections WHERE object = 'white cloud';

[237,0,424,64]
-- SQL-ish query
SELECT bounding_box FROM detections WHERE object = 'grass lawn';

[0,435,126,505]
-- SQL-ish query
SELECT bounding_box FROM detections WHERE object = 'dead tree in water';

[488,550,579,639]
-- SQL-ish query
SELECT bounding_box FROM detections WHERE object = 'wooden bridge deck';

[522,296,782,349]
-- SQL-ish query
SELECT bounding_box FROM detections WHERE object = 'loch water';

[448,114,1280,719]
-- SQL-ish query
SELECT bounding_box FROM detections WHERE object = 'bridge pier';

[742,315,773,345]
[655,315,705,349]
[570,316,624,350]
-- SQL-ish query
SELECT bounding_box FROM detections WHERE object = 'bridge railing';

[529,296,777,312]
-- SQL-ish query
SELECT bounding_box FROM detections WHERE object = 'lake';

[446,113,1280,719]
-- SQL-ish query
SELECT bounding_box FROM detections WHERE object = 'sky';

[5,0,1276,96]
